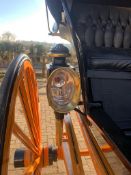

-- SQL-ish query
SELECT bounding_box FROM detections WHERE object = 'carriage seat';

[73,3,131,133]
[86,48,131,134]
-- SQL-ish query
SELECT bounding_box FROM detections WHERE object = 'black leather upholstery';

[88,52,131,71]
[74,4,131,49]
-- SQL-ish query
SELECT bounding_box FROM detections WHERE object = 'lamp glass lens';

[50,70,74,105]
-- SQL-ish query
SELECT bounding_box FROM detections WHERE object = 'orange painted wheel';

[0,54,42,175]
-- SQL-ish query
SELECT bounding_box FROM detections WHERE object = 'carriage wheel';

[0,54,42,175]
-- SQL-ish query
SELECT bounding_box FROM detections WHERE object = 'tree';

[2,32,16,42]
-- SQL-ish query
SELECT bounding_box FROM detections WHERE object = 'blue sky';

[0,0,40,21]
[0,0,67,43]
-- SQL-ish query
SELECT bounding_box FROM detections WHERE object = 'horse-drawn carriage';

[0,0,131,174]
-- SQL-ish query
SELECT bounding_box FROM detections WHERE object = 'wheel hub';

[14,146,57,168]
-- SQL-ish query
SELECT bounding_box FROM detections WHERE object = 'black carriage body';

[47,0,131,169]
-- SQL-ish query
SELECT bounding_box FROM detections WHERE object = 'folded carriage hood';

[46,0,63,24]
[46,0,131,23]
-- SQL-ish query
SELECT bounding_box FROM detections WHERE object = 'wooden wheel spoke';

[13,122,40,156]
[19,77,40,146]
[26,68,41,139]
[24,157,40,175]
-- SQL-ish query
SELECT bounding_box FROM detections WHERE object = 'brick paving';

[7,77,131,175]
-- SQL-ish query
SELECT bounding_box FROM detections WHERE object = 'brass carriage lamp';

[47,44,81,146]
[47,44,81,113]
